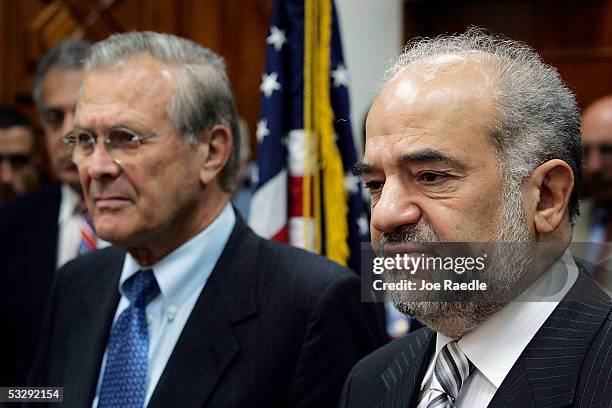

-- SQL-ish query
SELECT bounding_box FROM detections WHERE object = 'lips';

[93,196,131,209]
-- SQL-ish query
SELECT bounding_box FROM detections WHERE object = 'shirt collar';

[425,249,578,390]
[58,183,82,224]
[119,203,236,309]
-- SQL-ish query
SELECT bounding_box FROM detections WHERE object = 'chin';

[94,218,131,246]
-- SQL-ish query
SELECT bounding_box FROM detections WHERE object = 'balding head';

[581,95,612,203]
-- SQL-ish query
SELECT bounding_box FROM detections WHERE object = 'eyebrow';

[398,149,465,170]
[353,148,465,177]
[352,162,377,177]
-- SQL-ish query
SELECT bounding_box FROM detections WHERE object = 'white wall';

[335,0,404,155]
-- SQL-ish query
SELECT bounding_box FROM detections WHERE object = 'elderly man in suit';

[342,28,611,408]
[28,32,385,407]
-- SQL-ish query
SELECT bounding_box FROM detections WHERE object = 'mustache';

[379,222,441,252]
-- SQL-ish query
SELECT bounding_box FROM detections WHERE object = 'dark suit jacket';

[0,183,61,386]
[340,268,612,408]
[28,217,386,407]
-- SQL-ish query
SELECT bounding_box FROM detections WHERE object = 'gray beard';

[384,177,533,338]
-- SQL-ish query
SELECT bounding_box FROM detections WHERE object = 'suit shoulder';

[0,183,61,223]
[351,327,433,377]
[259,237,355,281]
[56,246,124,289]
[341,327,434,405]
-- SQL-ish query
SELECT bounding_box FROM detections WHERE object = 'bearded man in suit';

[342,28,611,408]
[28,32,385,407]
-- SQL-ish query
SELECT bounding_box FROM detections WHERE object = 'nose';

[85,142,121,180]
[60,111,75,141]
[370,178,422,234]
[0,159,14,183]
[585,149,602,174]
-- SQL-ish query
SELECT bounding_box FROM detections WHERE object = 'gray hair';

[33,38,92,113]
[85,31,240,193]
[384,27,582,222]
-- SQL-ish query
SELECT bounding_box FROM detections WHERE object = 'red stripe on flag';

[288,175,315,218]
[289,175,303,217]
[271,224,288,242]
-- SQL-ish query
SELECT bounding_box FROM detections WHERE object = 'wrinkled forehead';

[76,55,179,124]
[364,54,499,167]
[367,54,498,135]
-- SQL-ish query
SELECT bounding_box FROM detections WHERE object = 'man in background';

[341,29,611,408]
[0,106,38,203]
[573,95,612,283]
[0,38,98,386]
[28,31,384,407]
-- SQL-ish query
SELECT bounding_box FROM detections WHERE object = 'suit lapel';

[488,360,534,408]
[490,267,611,408]
[379,328,435,408]
[62,248,123,408]
[148,218,260,408]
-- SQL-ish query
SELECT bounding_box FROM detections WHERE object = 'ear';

[525,159,574,235]
[199,125,233,186]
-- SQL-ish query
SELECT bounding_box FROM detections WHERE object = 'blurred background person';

[574,95,612,286]
[0,38,108,387]
[0,106,39,203]
[575,95,612,242]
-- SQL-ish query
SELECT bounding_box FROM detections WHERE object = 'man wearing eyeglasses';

[0,39,106,387]
[573,95,612,286]
[26,32,385,407]
[0,106,38,204]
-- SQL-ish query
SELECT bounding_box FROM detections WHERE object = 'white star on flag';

[344,172,360,195]
[331,64,350,88]
[266,26,287,52]
[260,72,282,98]
[361,187,371,203]
[256,119,270,143]
[357,214,369,236]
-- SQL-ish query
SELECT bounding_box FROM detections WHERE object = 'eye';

[418,172,446,184]
[43,108,65,129]
[364,180,383,192]
[75,131,95,145]
[108,129,140,149]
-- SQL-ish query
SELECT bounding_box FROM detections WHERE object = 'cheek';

[424,197,500,241]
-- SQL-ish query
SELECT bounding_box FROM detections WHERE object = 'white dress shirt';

[92,203,236,407]
[56,183,109,268]
[417,250,579,408]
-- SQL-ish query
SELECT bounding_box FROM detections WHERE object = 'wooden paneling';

[0,0,273,153]
[403,0,612,109]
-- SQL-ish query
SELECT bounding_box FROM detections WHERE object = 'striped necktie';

[98,269,160,408]
[421,341,473,408]
[76,200,97,255]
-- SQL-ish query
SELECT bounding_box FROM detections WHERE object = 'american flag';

[249,0,368,273]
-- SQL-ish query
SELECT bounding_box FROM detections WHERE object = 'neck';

[127,189,231,267]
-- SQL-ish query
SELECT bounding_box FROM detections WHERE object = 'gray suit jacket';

[340,267,612,408]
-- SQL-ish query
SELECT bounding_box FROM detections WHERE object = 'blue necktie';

[98,269,160,408]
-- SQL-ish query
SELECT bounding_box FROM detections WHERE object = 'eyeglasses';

[583,143,612,162]
[62,127,163,165]
[0,154,32,168]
